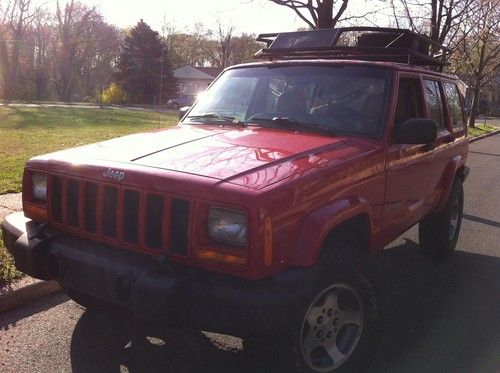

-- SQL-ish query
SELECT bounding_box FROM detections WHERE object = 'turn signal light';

[196,249,246,269]
[24,203,48,222]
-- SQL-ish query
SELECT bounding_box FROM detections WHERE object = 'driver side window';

[394,77,424,128]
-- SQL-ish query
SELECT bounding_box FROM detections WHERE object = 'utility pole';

[159,47,165,107]
[158,12,167,108]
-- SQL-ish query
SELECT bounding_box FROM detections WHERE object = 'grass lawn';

[0,235,22,286]
[468,124,496,137]
[0,106,178,194]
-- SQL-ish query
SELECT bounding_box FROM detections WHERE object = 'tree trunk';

[317,0,334,28]
[468,86,480,128]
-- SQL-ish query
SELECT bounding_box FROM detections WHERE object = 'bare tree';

[0,0,37,99]
[229,33,262,65]
[451,0,499,127]
[269,0,349,29]
[204,22,236,69]
[55,0,97,101]
[391,0,476,54]
[165,23,210,68]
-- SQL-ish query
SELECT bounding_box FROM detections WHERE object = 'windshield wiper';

[247,116,335,135]
[186,112,246,126]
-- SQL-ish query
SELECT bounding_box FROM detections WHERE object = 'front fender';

[289,198,372,267]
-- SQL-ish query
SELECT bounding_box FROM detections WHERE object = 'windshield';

[183,65,392,137]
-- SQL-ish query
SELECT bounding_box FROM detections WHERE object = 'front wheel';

[246,248,381,372]
[419,178,464,260]
[297,281,370,372]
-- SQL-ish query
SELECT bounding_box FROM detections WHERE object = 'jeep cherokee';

[2,27,469,372]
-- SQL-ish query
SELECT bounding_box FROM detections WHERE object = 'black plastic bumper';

[1,212,312,337]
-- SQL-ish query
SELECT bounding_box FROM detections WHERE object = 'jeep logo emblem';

[103,168,125,181]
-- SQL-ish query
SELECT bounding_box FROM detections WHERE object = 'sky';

[38,0,390,36]
[40,0,305,35]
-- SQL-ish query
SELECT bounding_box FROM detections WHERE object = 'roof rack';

[255,27,450,69]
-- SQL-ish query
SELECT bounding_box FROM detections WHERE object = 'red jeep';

[2,28,468,372]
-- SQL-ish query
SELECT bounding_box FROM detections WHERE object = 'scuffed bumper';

[2,212,310,337]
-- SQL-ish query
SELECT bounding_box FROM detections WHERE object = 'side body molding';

[289,198,373,267]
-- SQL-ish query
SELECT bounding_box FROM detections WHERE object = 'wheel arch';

[434,155,467,213]
[289,198,373,267]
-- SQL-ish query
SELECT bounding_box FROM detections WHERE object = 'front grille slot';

[66,180,79,227]
[103,186,118,238]
[145,194,164,250]
[170,198,190,255]
[84,183,98,233]
[123,190,140,244]
[51,176,63,222]
[48,175,190,256]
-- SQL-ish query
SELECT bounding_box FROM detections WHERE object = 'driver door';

[384,74,435,233]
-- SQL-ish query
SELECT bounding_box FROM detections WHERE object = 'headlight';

[32,173,48,201]
[207,207,247,247]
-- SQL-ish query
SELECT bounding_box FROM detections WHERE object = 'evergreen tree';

[116,19,176,104]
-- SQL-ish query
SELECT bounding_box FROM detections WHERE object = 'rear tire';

[419,178,464,261]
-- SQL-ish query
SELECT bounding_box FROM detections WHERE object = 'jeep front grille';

[48,175,190,256]
[145,194,164,250]
[170,198,190,255]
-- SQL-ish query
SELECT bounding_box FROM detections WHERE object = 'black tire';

[246,245,381,373]
[419,178,464,261]
[65,287,115,311]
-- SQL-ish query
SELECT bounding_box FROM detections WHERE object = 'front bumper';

[2,212,312,337]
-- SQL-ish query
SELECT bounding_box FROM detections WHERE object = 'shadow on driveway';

[69,241,500,373]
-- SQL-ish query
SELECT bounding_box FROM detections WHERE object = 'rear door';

[422,77,460,207]
[384,74,435,232]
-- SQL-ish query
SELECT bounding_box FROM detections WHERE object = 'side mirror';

[393,118,438,144]
[178,106,190,120]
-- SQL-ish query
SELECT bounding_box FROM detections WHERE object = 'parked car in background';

[166,93,197,109]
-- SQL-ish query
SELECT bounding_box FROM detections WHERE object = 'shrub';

[101,83,128,105]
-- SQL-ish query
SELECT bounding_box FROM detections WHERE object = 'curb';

[469,128,500,143]
[0,280,61,313]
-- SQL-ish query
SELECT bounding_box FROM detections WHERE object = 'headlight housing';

[207,207,247,247]
[32,173,48,202]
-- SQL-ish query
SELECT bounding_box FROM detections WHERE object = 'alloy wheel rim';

[300,283,365,372]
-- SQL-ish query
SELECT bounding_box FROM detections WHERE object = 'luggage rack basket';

[255,27,450,69]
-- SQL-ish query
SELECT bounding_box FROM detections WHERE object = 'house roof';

[195,67,224,78]
[173,66,223,80]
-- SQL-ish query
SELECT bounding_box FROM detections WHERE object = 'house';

[173,66,224,94]
[464,74,500,116]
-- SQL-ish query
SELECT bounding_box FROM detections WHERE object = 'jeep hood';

[39,124,372,189]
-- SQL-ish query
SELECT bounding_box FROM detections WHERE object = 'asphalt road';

[1,134,499,373]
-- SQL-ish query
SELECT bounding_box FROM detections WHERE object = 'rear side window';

[443,82,464,128]
[394,77,424,127]
[423,79,445,129]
